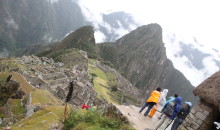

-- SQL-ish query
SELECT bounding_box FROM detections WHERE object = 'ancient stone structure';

[1,55,106,107]
[179,71,220,130]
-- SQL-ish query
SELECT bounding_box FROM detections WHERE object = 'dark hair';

[156,87,162,92]
[174,94,178,97]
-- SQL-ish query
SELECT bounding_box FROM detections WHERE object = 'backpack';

[164,101,176,116]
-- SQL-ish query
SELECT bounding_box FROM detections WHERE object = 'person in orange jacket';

[148,89,169,117]
[139,87,162,117]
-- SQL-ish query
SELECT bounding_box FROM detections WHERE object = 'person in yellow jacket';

[148,89,168,117]
[139,87,162,117]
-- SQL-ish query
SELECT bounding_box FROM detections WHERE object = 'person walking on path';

[139,87,162,117]
[154,96,182,130]
[171,101,192,130]
[148,89,168,117]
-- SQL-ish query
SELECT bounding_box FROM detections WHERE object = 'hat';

[185,102,192,107]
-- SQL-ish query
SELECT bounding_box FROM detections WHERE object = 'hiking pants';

[171,117,183,130]
[154,115,172,130]
[139,102,156,116]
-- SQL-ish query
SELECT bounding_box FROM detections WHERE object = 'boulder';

[103,103,129,123]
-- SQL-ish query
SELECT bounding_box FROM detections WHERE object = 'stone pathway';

[116,105,173,130]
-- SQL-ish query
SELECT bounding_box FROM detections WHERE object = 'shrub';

[64,110,130,130]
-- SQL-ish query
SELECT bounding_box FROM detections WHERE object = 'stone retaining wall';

[178,100,213,130]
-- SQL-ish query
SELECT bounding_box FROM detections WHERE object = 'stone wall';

[178,100,213,130]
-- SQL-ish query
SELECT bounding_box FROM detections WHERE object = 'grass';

[64,110,134,130]
[11,105,72,130]
[31,89,61,105]
[89,64,108,81]
[88,63,118,104]
[11,72,35,94]
[8,99,25,116]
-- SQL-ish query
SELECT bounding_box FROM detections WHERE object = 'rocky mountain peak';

[99,24,197,104]
[52,26,95,52]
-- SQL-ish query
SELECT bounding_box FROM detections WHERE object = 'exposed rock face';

[103,103,129,123]
[99,24,197,103]
[0,80,20,106]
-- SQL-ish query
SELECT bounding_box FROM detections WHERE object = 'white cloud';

[46,0,59,4]
[0,48,9,58]
[78,0,220,86]
[78,0,220,50]
[4,17,19,30]
[94,31,106,43]
[164,31,220,86]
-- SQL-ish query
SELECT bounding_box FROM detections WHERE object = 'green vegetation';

[52,26,98,60]
[64,110,134,130]
[46,48,88,69]
[31,89,61,105]
[12,106,67,130]
[88,63,116,103]
[11,72,35,94]
[88,60,139,105]
[9,99,25,116]
[97,43,117,66]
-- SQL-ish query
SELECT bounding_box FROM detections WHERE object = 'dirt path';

[116,105,173,130]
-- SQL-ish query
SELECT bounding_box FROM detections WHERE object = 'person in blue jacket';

[158,94,178,119]
[154,96,182,130]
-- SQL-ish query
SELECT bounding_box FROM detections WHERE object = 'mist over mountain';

[0,0,219,87]
[97,11,138,42]
[164,33,220,85]
[0,0,85,54]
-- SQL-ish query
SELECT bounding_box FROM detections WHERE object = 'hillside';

[98,24,197,103]
[51,26,97,58]
[0,50,141,128]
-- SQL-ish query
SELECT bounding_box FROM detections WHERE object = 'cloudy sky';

[77,0,220,86]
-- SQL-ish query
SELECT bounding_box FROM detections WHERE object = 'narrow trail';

[116,105,173,130]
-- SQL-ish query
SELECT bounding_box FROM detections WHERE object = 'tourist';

[154,96,182,130]
[139,87,162,117]
[148,89,168,117]
[171,101,192,130]
[158,94,178,119]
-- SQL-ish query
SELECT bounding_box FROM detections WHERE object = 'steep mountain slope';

[52,26,96,57]
[0,0,85,53]
[99,24,197,103]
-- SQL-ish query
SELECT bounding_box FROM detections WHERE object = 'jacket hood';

[174,97,182,105]
[161,89,168,98]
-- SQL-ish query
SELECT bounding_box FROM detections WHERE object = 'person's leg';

[158,113,164,119]
[144,102,155,116]
[154,115,166,130]
[148,107,156,117]
[157,116,172,130]
[171,118,181,130]
[139,102,149,113]
[171,118,183,130]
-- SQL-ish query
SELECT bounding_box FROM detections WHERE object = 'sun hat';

[185,102,192,107]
